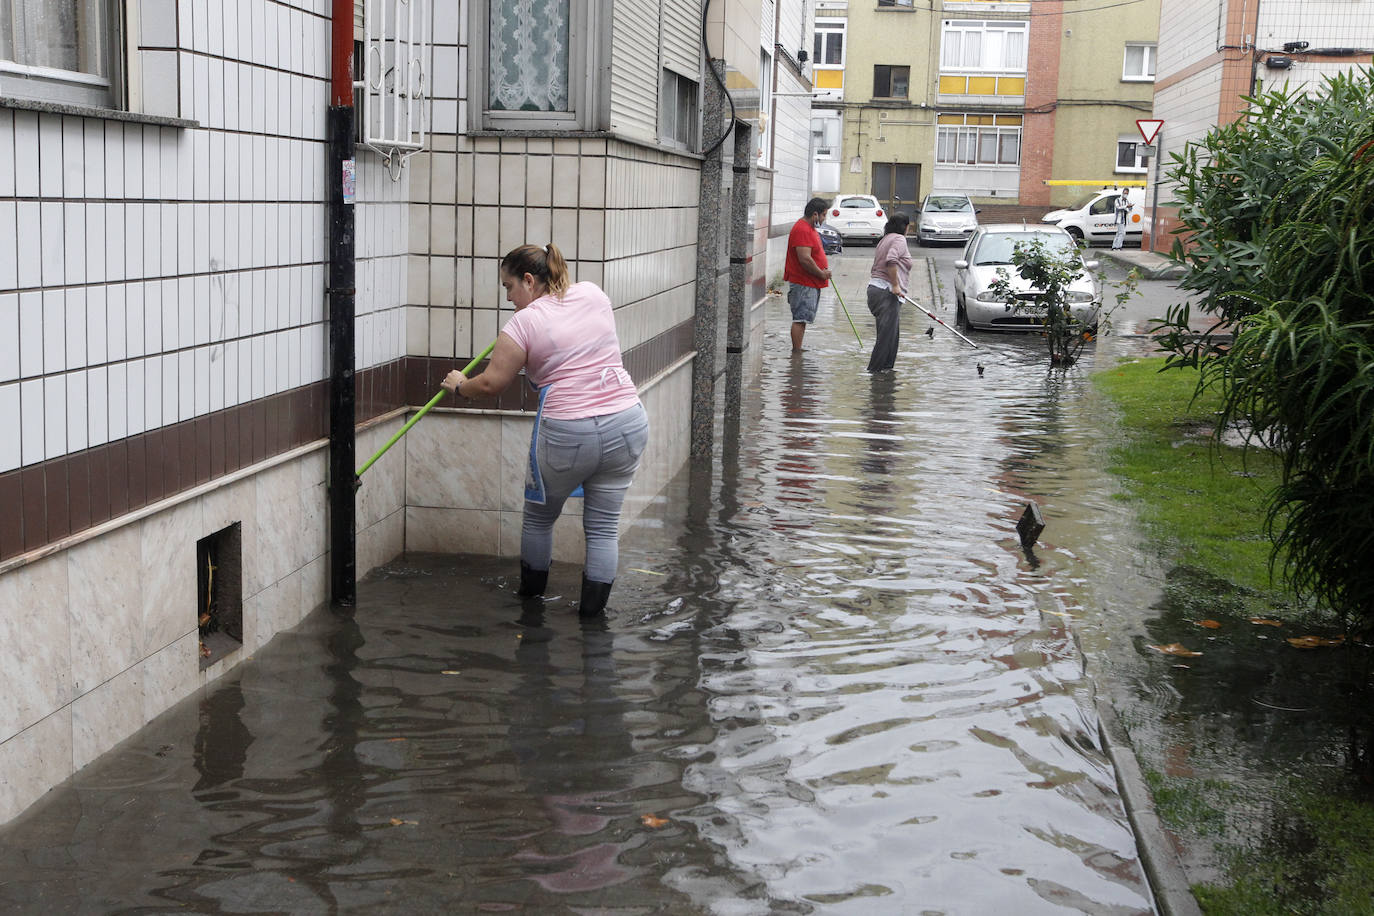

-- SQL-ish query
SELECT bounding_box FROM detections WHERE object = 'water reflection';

[0,293,1162,914]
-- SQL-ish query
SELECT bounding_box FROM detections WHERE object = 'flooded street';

[0,248,1175,914]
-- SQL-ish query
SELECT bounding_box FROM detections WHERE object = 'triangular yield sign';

[1137,119,1164,145]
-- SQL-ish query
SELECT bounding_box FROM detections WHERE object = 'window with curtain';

[1123,43,1156,81]
[940,19,1027,73]
[488,0,569,111]
[1,0,118,107]
[936,115,1021,166]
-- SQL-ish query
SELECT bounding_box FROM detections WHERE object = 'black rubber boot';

[578,575,613,617]
[517,562,548,598]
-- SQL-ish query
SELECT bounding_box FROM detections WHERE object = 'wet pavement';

[0,248,1180,914]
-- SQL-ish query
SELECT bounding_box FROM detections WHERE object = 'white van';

[1040,187,1144,246]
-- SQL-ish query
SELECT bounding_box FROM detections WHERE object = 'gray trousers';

[866,285,901,372]
[523,403,649,584]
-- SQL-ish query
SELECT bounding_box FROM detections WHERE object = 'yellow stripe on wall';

[815,69,844,89]
[966,76,997,95]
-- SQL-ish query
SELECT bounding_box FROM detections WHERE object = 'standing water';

[0,262,1164,913]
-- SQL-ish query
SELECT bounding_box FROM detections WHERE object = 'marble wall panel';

[499,415,532,513]
[356,419,406,531]
[0,709,72,824]
[358,508,404,578]
[140,499,202,656]
[250,461,304,591]
[405,506,500,554]
[139,632,200,723]
[72,666,143,770]
[0,554,71,743]
[405,414,501,510]
[68,524,143,697]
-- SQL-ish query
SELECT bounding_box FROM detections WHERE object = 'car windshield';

[972,232,1079,266]
[924,196,972,212]
[1067,191,1101,209]
[839,197,876,209]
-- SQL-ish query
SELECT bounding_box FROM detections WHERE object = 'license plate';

[848,221,866,227]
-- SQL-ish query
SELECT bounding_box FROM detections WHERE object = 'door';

[871,162,921,218]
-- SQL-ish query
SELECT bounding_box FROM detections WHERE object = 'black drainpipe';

[327,0,356,606]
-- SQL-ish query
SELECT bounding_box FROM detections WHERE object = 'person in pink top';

[441,243,649,616]
[865,213,912,372]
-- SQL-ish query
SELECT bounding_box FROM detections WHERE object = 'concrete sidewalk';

[1097,246,1185,281]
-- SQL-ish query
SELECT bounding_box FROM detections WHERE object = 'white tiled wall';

[0,0,409,476]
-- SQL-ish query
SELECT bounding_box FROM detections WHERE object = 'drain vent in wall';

[197,523,243,670]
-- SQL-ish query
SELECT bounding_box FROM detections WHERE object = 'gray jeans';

[523,403,650,584]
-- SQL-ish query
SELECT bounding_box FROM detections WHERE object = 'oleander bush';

[1153,68,1374,631]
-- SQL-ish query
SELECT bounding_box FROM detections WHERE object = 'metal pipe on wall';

[328,0,358,606]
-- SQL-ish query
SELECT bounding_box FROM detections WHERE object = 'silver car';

[915,192,979,246]
[952,224,1101,332]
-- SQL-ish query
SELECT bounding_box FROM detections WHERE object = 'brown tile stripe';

[0,318,694,563]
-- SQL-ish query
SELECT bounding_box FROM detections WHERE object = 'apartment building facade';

[1147,0,1374,251]
[808,0,1159,212]
[0,0,813,823]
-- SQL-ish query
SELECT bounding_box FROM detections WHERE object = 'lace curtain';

[0,0,108,76]
[488,0,569,111]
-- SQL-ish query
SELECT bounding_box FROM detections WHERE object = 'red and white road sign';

[1137,119,1164,145]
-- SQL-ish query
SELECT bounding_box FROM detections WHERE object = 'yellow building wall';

[826,3,941,202]
[1046,3,1160,207]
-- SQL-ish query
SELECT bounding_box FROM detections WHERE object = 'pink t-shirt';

[501,281,641,420]
[869,232,913,291]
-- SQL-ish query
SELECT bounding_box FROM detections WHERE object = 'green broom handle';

[355,338,498,478]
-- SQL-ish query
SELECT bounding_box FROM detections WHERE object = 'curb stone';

[1096,696,1204,916]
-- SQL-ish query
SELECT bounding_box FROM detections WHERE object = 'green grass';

[1092,358,1286,596]
[1094,357,1374,913]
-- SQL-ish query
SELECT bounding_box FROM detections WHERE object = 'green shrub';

[1153,68,1374,629]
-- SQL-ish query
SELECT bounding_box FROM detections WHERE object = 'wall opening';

[197,523,243,670]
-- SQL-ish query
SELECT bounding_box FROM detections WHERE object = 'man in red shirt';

[783,197,833,351]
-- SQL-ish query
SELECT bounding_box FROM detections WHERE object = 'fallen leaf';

[387,737,407,742]
[1286,635,1345,649]
[389,817,418,826]
[1148,643,1203,657]
[441,670,461,675]
[1249,617,1284,627]
[640,814,670,828]
[1194,619,1222,629]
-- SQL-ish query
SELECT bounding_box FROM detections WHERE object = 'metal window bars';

[357,0,430,180]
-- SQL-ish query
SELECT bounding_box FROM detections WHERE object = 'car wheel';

[956,298,970,330]
[1065,226,1085,245]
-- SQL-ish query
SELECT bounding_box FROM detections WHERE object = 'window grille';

[358,0,430,178]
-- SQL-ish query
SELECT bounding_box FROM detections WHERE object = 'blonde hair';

[500,243,571,297]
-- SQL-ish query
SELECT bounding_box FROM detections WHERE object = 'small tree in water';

[987,238,1114,366]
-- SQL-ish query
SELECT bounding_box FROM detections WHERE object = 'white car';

[952,224,1101,332]
[828,194,886,244]
[915,192,979,246]
[1041,187,1144,246]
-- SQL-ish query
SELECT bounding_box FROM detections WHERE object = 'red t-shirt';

[784,218,829,288]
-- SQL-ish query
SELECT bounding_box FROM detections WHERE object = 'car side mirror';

[954,259,969,269]
[974,208,981,213]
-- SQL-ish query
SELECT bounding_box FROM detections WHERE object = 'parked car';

[817,221,844,255]
[828,194,885,244]
[1040,187,1144,246]
[915,192,979,246]
[952,224,1101,332]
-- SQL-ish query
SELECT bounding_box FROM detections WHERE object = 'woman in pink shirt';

[866,213,912,372]
[441,244,649,616]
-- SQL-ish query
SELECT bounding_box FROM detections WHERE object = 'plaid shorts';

[787,283,821,323]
